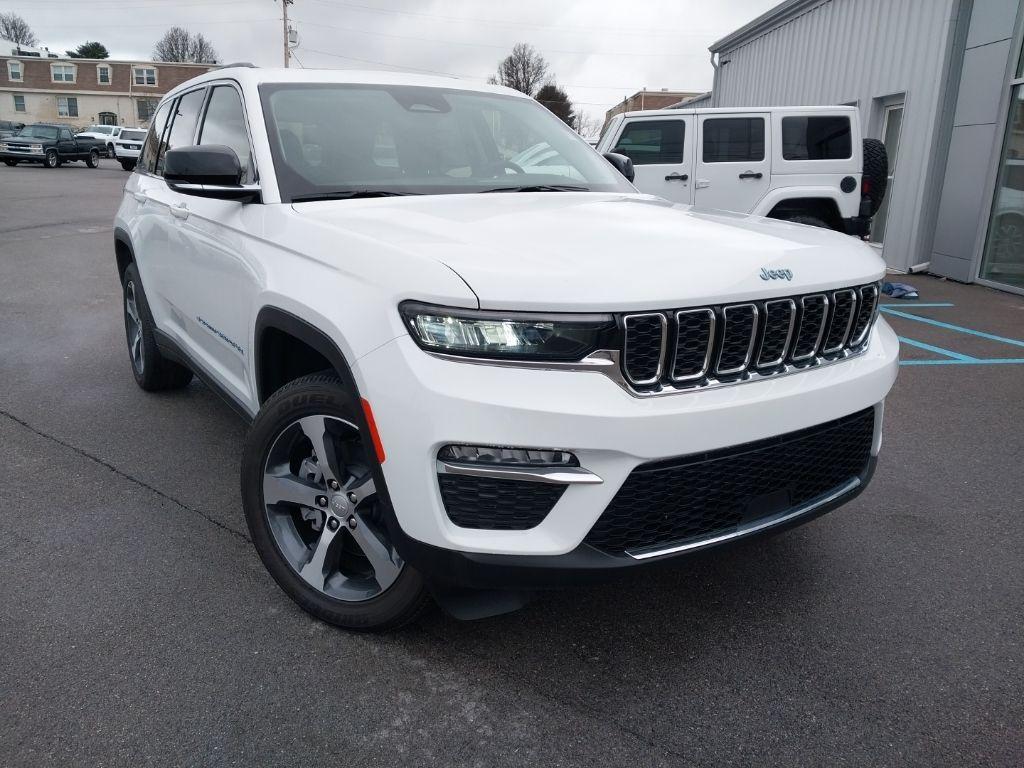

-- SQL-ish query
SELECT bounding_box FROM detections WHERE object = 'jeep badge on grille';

[760,267,794,281]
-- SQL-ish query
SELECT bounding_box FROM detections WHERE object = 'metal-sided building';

[707,0,1024,295]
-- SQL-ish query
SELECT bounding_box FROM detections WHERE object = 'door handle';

[665,173,689,181]
[169,202,190,220]
[695,179,710,189]
[738,171,763,180]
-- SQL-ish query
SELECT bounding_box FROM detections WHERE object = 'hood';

[293,193,885,312]
[2,136,39,145]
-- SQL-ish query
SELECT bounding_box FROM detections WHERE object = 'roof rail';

[216,62,257,69]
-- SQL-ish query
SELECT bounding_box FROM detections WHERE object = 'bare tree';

[0,12,38,47]
[573,112,602,139]
[153,26,218,64]
[493,43,549,97]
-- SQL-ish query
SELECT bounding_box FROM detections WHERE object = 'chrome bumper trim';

[436,460,603,485]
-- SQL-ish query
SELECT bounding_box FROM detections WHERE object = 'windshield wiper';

[480,184,590,193]
[291,190,416,202]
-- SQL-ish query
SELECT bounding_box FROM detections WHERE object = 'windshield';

[16,125,58,140]
[121,130,147,141]
[260,83,632,201]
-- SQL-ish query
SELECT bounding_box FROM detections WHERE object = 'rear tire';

[242,374,432,632]
[862,138,888,215]
[782,214,829,229]
[86,149,100,168]
[120,160,135,172]
[122,263,194,391]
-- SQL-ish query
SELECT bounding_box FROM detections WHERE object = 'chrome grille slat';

[716,303,758,376]
[616,283,880,393]
[671,309,715,382]
[756,298,796,369]
[622,313,667,386]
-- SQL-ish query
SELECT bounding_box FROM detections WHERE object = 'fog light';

[438,444,578,467]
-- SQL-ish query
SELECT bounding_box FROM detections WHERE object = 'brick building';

[1,55,214,129]
[602,88,702,132]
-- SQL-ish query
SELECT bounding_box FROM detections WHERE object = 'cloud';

[13,0,777,121]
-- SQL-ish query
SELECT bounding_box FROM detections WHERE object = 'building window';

[97,64,111,84]
[702,117,765,162]
[980,84,1024,291]
[7,60,22,81]
[137,97,159,122]
[99,111,117,126]
[51,63,76,83]
[57,96,79,118]
[133,66,157,86]
[870,103,904,245]
[612,119,685,165]
[13,94,25,112]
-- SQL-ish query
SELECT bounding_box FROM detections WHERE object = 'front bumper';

[355,317,899,567]
[0,149,44,162]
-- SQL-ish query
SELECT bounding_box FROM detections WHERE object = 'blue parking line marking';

[901,358,1024,366]
[881,308,1024,349]
[897,336,977,361]
[880,303,955,308]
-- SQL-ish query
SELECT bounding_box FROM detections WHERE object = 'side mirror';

[164,145,260,202]
[603,152,635,183]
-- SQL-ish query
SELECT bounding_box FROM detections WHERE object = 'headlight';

[0,143,8,151]
[399,301,616,361]
[30,144,43,151]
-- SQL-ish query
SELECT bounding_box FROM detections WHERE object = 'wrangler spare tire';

[862,138,888,216]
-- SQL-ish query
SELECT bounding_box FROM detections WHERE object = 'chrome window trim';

[622,312,667,386]
[436,461,603,485]
[823,289,858,354]
[670,308,716,382]
[625,477,862,560]
[791,293,829,362]
[715,303,758,376]
[849,284,879,347]
[756,298,796,369]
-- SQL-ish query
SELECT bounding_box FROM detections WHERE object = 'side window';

[702,117,765,163]
[139,100,172,174]
[198,85,254,184]
[60,128,73,141]
[781,116,852,160]
[162,88,207,163]
[612,120,684,165]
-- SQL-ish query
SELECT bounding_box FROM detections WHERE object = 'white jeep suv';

[114,67,899,631]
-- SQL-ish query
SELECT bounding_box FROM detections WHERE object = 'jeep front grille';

[619,283,879,393]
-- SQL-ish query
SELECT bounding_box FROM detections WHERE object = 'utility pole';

[280,0,294,68]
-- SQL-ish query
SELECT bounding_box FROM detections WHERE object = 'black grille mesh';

[623,314,664,384]
[717,305,756,373]
[823,290,856,353]
[849,285,879,347]
[791,295,828,360]
[757,300,795,367]
[584,407,875,554]
[439,474,565,530]
[672,310,714,379]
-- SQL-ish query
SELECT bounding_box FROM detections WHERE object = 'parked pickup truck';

[597,106,888,237]
[0,123,103,168]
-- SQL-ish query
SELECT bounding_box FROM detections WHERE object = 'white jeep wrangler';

[598,106,888,236]
[114,68,899,631]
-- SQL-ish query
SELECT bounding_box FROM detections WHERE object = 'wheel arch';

[254,306,359,406]
[114,227,135,284]
[766,196,844,232]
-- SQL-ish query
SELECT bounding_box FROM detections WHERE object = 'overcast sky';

[7,0,778,127]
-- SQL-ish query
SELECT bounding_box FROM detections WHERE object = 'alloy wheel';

[261,414,403,602]
[124,280,144,374]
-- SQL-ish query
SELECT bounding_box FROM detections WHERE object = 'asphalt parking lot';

[1,161,1022,768]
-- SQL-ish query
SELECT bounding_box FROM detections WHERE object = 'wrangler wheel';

[242,374,431,631]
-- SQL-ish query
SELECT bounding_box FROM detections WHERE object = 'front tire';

[121,263,193,391]
[3,160,17,167]
[241,374,431,631]
[86,149,100,168]
[43,149,58,169]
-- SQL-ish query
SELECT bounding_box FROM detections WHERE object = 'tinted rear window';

[702,118,765,162]
[782,115,852,160]
[612,119,684,165]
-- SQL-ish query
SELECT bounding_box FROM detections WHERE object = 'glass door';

[870,103,904,244]
[980,83,1024,291]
